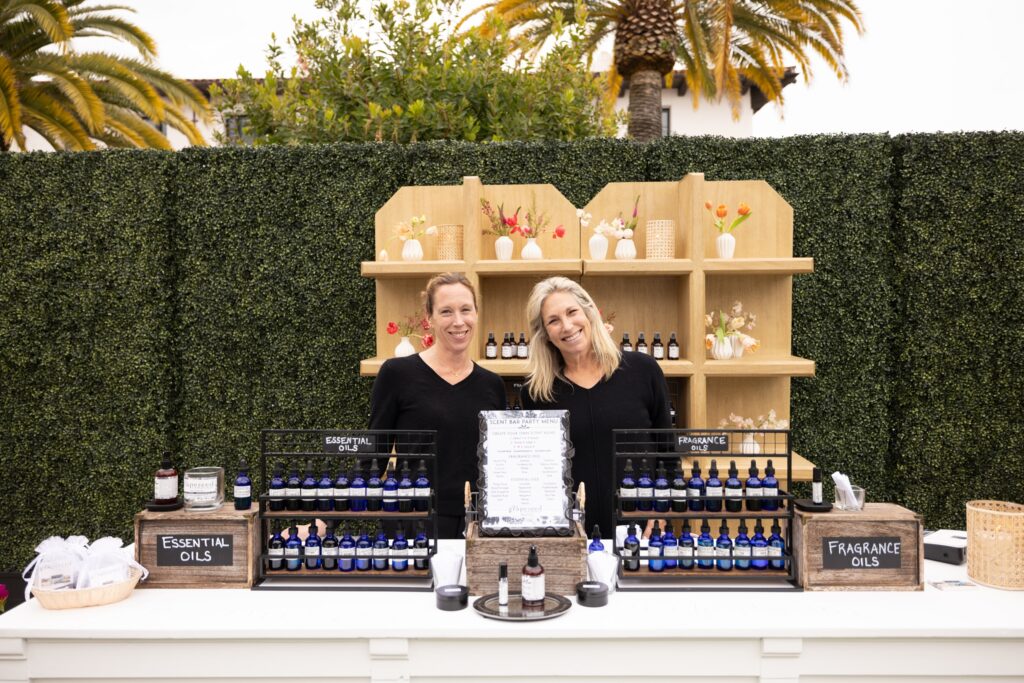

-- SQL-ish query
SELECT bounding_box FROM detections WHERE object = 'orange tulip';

[705,201,713,210]
[737,203,751,216]
[715,204,728,219]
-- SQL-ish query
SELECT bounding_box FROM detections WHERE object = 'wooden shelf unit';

[360,175,815,469]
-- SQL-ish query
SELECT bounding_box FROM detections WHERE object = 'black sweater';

[369,354,506,516]
[522,352,672,536]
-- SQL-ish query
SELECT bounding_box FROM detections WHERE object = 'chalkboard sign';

[323,432,377,454]
[156,534,234,566]
[822,536,902,569]
[677,433,728,452]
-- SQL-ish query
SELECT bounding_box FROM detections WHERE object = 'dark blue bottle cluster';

[619,459,785,513]
[268,520,431,572]
[266,458,432,514]
[623,517,788,572]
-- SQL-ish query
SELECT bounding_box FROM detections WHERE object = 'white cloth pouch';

[22,535,90,599]
[76,537,149,589]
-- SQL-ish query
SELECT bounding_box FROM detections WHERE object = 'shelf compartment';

[583,259,694,275]
[361,260,467,278]
[703,257,813,274]
[703,355,815,377]
[474,259,582,275]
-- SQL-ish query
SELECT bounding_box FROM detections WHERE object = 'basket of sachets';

[22,536,148,610]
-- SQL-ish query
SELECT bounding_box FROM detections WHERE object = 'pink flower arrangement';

[386,313,434,348]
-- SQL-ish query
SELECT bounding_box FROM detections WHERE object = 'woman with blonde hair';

[522,276,671,536]
[370,272,506,538]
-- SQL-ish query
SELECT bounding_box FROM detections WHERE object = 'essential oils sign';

[157,534,233,566]
[323,433,377,454]
[821,536,902,569]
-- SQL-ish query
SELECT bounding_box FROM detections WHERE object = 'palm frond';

[0,52,26,149]
[103,104,172,149]
[65,51,164,120]
[69,14,156,59]
[20,52,105,131]
[2,0,74,45]
[19,84,94,150]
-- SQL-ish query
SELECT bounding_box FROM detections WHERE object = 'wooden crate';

[793,503,923,591]
[134,507,259,588]
[465,521,587,596]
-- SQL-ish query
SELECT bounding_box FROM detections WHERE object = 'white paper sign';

[479,410,572,533]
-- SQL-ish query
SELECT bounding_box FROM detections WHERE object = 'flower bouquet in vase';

[611,196,640,259]
[511,201,565,260]
[386,313,435,357]
[705,201,752,259]
[705,302,759,360]
[481,199,519,260]
[393,215,437,261]
[720,410,790,454]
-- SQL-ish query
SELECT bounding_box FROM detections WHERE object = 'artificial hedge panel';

[647,135,898,503]
[892,132,1024,528]
[171,144,405,480]
[0,151,175,569]
[1,135,1021,570]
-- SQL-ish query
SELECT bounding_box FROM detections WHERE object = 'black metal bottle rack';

[253,429,438,591]
[612,428,800,591]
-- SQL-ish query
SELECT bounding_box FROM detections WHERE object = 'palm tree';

[462,0,863,141]
[0,0,211,151]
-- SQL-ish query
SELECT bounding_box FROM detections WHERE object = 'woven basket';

[966,500,1024,590]
[33,568,143,610]
[437,224,463,261]
[645,219,675,260]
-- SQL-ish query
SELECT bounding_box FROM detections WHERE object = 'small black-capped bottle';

[485,332,498,359]
[670,401,677,426]
[366,458,383,512]
[620,332,633,352]
[300,460,317,512]
[517,333,528,359]
[233,458,251,510]
[521,545,545,607]
[154,451,179,505]
[501,333,513,359]
[667,332,680,360]
[636,332,648,354]
[620,458,637,512]
[652,332,664,360]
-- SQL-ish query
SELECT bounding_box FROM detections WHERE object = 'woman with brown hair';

[369,272,506,538]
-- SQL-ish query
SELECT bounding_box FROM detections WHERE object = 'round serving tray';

[472,593,571,621]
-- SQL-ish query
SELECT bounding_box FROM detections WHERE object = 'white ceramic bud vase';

[731,334,745,358]
[711,337,733,360]
[494,235,514,261]
[394,336,416,357]
[615,238,637,260]
[401,238,424,262]
[740,433,761,455]
[521,238,543,260]
[716,232,736,259]
[588,233,609,260]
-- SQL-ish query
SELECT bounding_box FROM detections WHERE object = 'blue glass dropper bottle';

[697,519,714,570]
[382,466,399,512]
[687,461,705,512]
[284,525,302,571]
[338,527,355,572]
[304,521,322,570]
[751,521,769,570]
[413,521,430,570]
[333,468,350,512]
[745,460,762,512]
[715,521,733,571]
[725,460,743,513]
[636,459,653,512]
[349,465,367,512]
[705,459,723,513]
[300,461,318,512]
[233,459,251,510]
[654,466,670,513]
[392,526,409,572]
[355,527,372,571]
[317,467,334,512]
[372,522,390,571]
[671,466,687,513]
[623,524,640,571]
[267,524,284,571]
[398,461,414,513]
[768,518,786,570]
[285,466,301,511]
[648,521,664,572]
[321,522,338,571]
[678,521,695,570]
[761,459,779,512]
[268,462,286,512]
[734,519,751,570]
[620,458,637,512]
[588,525,605,553]
[662,523,678,569]
[413,460,431,512]
[366,459,383,512]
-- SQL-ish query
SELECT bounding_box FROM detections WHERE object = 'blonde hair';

[422,272,477,315]
[524,276,621,403]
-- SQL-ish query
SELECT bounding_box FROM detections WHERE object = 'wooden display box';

[134,507,259,589]
[465,521,587,596]
[793,503,923,591]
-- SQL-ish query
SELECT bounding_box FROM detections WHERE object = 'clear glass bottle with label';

[521,545,545,606]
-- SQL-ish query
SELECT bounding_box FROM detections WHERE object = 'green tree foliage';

[0,0,211,151]
[211,0,620,144]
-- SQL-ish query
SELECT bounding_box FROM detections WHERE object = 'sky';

[96,0,1024,137]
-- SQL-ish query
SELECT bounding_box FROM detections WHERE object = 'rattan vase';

[967,500,1024,590]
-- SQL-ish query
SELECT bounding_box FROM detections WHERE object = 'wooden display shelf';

[619,507,793,520]
[261,509,432,520]
[656,359,695,377]
[263,566,430,577]
[583,259,694,275]
[361,260,467,278]
[477,358,529,376]
[703,355,815,377]
[703,257,814,274]
[360,358,386,377]
[621,568,791,579]
[671,451,816,483]
[474,259,582,275]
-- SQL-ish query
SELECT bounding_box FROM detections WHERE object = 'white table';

[1,554,1021,683]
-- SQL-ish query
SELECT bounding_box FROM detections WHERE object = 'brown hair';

[422,272,477,315]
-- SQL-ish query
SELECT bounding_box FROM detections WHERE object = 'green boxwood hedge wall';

[1,134,1021,571]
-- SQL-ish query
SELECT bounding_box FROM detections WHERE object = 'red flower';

[421,334,434,348]
[386,321,399,335]
[553,225,565,239]
[737,203,751,216]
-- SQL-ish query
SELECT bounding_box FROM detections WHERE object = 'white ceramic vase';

[731,334,745,358]
[716,232,736,259]
[494,235,514,261]
[588,233,609,260]
[740,433,761,455]
[394,336,416,357]
[521,237,543,260]
[401,238,424,262]
[711,337,733,360]
[615,238,637,260]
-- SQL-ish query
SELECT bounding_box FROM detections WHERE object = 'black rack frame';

[611,428,800,591]
[253,428,438,591]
